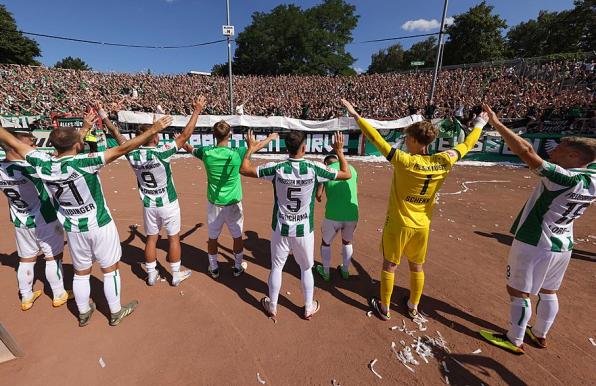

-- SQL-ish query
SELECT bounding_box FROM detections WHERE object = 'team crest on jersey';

[446,150,458,159]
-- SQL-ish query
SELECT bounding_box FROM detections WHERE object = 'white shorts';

[321,219,357,244]
[143,201,181,236]
[270,230,315,271]
[207,202,243,239]
[66,221,122,271]
[507,240,571,295]
[15,221,64,259]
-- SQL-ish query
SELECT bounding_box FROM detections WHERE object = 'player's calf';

[207,238,220,278]
[17,258,36,309]
[506,286,532,347]
[44,256,71,307]
[339,239,353,279]
[526,290,559,348]
[232,236,246,277]
[407,262,425,319]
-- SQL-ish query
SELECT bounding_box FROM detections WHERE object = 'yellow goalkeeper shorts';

[380,223,429,265]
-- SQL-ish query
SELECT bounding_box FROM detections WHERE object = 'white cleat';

[172,270,192,287]
[147,271,160,286]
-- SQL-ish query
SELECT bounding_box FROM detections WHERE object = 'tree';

[367,37,437,74]
[507,1,596,58]
[54,56,91,71]
[367,43,406,73]
[211,63,228,76]
[403,36,437,68]
[232,0,358,75]
[0,5,41,65]
[443,1,507,65]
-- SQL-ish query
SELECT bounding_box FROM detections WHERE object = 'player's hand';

[153,116,173,131]
[174,133,193,152]
[93,101,109,119]
[192,96,207,112]
[482,103,499,126]
[82,110,98,130]
[340,99,358,118]
[332,131,344,153]
[245,129,258,151]
[268,132,279,140]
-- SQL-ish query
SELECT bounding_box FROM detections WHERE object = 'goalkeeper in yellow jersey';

[340,99,488,321]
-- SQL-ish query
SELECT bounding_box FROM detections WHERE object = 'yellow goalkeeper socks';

[408,271,425,308]
[380,270,395,311]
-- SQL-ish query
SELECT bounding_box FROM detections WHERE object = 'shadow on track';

[475,230,595,262]
[120,223,204,283]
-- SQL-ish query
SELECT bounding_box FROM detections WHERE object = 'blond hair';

[561,136,596,164]
[404,121,439,146]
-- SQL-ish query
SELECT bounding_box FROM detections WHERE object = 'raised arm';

[0,126,35,158]
[341,98,392,158]
[251,132,279,152]
[240,129,260,178]
[95,101,126,146]
[78,111,98,142]
[104,116,173,164]
[332,131,351,180]
[447,112,488,163]
[173,133,194,153]
[482,103,543,169]
[175,96,206,148]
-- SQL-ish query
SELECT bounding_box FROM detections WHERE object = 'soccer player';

[314,154,359,281]
[340,98,488,321]
[240,130,351,320]
[478,104,595,354]
[0,112,173,327]
[0,128,71,311]
[103,97,206,286]
[181,123,277,278]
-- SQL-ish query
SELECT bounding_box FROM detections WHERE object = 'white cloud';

[401,17,454,32]
[165,0,175,3]
[352,66,365,74]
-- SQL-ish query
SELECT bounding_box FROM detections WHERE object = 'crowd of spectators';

[0,58,594,133]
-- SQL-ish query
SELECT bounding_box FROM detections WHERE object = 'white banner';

[116,112,424,131]
[0,115,43,128]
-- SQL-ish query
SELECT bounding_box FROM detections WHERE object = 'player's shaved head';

[324,154,338,165]
[213,120,231,141]
[405,121,439,146]
[284,131,306,156]
[49,127,81,152]
[561,136,596,164]
[136,124,153,134]
[135,124,159,146]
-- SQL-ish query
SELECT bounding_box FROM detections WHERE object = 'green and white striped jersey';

[25,150,112,233]
[0,159,58,228]
[511,161,596,252]
[257,158,338,237]
[126,143,178,207]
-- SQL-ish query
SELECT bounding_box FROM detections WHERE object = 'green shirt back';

[324,162,359,222]
[193,146,247,206]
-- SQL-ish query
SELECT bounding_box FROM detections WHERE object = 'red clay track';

[0,159,595,385]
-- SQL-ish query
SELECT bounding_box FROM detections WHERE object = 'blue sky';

[3,0,575,74]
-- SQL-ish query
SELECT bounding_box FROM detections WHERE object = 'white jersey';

[511,161,596,252]
[126,143,179,207]
[0,159,58,228]
[257,158,338,237]
[25,151,113,233]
